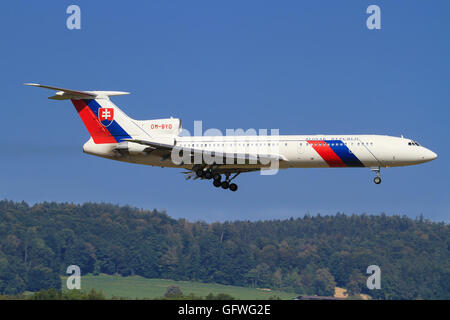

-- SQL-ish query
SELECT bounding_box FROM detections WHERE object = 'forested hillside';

[0,200,448,299]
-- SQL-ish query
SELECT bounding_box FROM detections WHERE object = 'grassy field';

[61,274,298,300]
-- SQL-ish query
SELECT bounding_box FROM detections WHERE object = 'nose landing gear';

[371,167,382,184]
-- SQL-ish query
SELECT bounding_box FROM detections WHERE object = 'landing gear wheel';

[229,183,238,192]
[196,169,204,178]
[221,181,229,189]
[213,173,222,181]
[213,180,221,187]
[204,170,213,180]
[370,167,382,185]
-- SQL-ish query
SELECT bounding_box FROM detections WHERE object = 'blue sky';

[0,1,449,222]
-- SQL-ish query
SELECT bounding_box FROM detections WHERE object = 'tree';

[27,266,61,292]
[313,268,336,296]
[164,285,183,298]
[86,288,106,300]
[345,270,366,296]
[205,293,235,300]
[272,268,282,288]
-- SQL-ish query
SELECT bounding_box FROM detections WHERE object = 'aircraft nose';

[423,148,438,161]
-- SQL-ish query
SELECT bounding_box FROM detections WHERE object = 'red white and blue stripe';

[307,140,364,167]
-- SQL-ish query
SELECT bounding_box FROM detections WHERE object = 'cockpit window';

[408,141,420,146]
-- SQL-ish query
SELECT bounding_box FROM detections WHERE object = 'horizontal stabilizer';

[24,83,130,100]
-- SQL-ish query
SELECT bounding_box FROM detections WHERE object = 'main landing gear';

[215,172,239,192]
[371,167,382,184]
[196,168,239,192]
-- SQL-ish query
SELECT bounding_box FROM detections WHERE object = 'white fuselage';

[83,134,437,170]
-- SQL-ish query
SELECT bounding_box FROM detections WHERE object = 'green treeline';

[0,287,238,300]
[0,200,448,299]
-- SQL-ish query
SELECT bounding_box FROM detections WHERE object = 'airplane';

[25,83,438,192]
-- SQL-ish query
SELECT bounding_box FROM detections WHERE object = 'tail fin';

[25,83,138,144]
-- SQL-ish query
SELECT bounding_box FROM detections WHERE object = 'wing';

[181,167,261,180]
[123,139,287,166]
